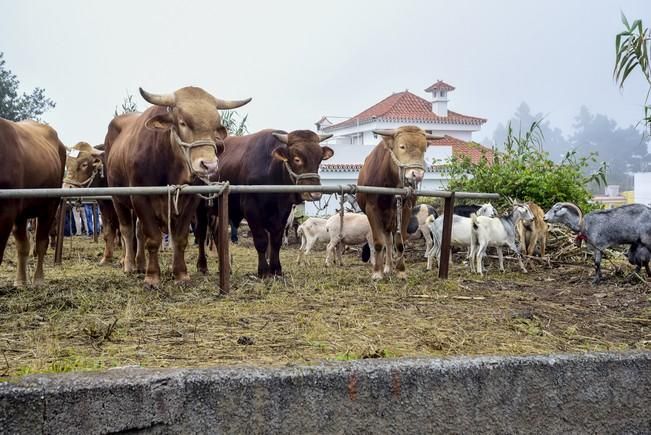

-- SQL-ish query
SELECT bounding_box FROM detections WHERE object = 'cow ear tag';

[68,149,80,158]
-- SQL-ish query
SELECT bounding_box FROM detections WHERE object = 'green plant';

[444,121,606,211]
[221,110,249,136]
[113,92,139,117]
[614,13,651,129]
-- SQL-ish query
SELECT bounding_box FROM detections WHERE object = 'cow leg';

[250,224,271,277]
[32,200,59,285]
[0,211,16,266]
[114,200,136,273]
[98,201,116,265]
[13,219,30,287]
[366,213,386,280]
[170,202,197,283]
[135,219,146,274]
[195,205,209,274]
[268,224,285,276]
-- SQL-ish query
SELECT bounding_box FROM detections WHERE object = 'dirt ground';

[0,230,649,378]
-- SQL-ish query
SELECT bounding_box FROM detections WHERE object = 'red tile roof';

[322,91,486,131]
[320,136,493,172]
[430,135,494,164]
[425,80,456,93]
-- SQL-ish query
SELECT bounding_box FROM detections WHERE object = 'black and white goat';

[544,202,651,282]
[470,203,534,275]
[426,203,498,270]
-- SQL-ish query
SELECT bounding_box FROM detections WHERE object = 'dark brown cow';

[63,141,121,264]
[197,129,333,277]
[105,87,250,287]
[357,126,440,280]
[0,118,66,286]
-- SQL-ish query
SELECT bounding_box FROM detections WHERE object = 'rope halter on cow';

[283,161,321,184]
[63,160,104,188]
[387,148,425,189]
[170,129,221,183]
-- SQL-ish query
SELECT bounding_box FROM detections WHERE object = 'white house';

[306,81,492,216]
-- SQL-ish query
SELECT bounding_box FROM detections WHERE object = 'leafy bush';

[443,121,607,212]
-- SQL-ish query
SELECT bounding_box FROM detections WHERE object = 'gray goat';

[543,202,651,282]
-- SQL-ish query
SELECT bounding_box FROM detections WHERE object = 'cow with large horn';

[357,125,442,279]
[105,86,251,287]
[195,129,334,277]
[0,118,66,286]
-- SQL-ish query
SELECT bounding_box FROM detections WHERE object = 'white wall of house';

[634,172,651,205]
[323,120,478,145]
[305,169,449,216]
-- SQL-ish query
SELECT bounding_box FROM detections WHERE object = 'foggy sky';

[1,0,649,146]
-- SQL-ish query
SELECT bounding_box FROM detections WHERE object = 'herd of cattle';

[1,85,650,288]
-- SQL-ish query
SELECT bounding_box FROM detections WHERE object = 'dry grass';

[0,233,649,378]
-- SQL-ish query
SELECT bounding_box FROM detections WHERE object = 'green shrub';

[444,121,607,212]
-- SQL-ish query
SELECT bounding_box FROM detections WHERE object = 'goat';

[296,217,329,264]
[283,205,297,246]
[406,204,438,258]
[426,203,498,270]
[470,203,534,275]
[515,201,548,256]
[325,213,374,267]
[544,203,651,282]
[452,204,483,218]
[627,240,651,277]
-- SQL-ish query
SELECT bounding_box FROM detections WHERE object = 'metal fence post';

[438,192,455,279]
[218,185,230,293]
[54,199,66,265]
[91,202,99,243]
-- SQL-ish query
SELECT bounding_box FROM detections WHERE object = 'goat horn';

[558,202,583,222]
[139,87,175,107]
[214,97,252,110]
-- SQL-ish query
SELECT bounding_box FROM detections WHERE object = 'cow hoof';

[371,272,383,280]
[144,276,161,290]
[397,271,407,280]
[13,280,27,288]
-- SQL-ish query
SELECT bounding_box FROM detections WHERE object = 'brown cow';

[63,141,121,264]
[357,126,440,280]
[0,118,66,286]
[105,87,250,287]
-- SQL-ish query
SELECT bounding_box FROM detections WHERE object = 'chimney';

[425,80,455,117]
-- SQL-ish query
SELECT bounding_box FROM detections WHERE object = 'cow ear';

[145,113,174,131]
[321,146,334,161]
[215,126,228,140]
[271,146,289,162]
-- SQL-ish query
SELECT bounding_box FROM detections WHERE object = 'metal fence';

[0,184,499,292]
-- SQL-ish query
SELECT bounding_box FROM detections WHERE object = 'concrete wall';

[1,352,650,434]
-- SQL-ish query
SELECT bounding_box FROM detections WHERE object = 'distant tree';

[614,13,650,130]
[0,52,55,121]
[113,92,138,117]
[493,102,571,161]
[570,106,649,189]
[220,110,248,136]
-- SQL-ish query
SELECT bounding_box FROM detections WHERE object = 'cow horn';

[318,134,333,142]
[425,133,445,140]
[373,129,397,138]
[214,97,252,110]
[272,132,289,144]
[139,87,175,107]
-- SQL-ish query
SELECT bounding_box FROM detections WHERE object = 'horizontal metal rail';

[0,184,499,200]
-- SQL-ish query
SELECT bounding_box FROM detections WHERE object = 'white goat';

[325,213,375,267]
[470,203,534,275]
[296,217,329,264]
[426,203,498,270]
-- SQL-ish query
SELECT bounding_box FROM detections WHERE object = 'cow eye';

[179,120,187,128]
[399,144,406,149]
[293,157,302,164]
